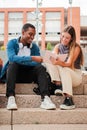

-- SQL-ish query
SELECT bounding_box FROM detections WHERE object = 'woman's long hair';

[62,25,84,67]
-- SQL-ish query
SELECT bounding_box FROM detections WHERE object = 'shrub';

[46,42,52,50]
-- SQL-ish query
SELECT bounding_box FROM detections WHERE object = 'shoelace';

[9,97,15,104]
[45,96,52,103]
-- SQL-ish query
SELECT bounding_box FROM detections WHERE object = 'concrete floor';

[0,124,87,130]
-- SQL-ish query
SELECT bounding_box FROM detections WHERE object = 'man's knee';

[7,62,19,75]
[8,62,18,69]
[36,64,46,71]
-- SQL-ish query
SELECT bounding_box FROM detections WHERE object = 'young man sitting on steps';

[0,23,56,110]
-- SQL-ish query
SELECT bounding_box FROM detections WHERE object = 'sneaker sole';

[60,104,75,110]
[7,107,18,110]
[40,105,56,110]
[7,105,18,110]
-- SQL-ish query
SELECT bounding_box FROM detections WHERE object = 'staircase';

[0,71,87,130]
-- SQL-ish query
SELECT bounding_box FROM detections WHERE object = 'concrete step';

[0,83,37,95]
[0,83,85,95]
[0,108,87,124]
[0,94,87,108]
[0,71,87,95]
[0,124,87,130]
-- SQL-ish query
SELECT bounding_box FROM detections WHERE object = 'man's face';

[22,27,36,45]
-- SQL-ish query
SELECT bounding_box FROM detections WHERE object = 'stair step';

[0,109,11,124]
[0,108,87,124]
[0,94,87,108]
[0,83,37,95]
[0,83,84,95]
[0,71,87,95]
[0,124,87,130]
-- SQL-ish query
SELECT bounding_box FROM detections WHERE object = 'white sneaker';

[40,96,56,110]
[7,96,18,110]
[54,89,64,96]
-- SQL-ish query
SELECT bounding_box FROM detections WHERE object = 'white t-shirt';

[18,43,31,56]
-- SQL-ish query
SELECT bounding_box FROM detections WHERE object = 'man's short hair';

[22,23,35,31]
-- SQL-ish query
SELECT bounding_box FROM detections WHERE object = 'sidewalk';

[0,124,87,130]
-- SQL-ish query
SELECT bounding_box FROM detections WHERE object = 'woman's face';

[60,32,72,46]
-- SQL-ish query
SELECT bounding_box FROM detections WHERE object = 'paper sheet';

[43,50,68,64]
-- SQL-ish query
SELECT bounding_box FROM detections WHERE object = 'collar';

[18,37,32,49]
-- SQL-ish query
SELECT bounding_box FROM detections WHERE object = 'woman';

[45,25,84,110]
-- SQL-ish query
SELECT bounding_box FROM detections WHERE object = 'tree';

[46,42,52,50]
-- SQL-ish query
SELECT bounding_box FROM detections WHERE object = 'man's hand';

[31,56,43,63]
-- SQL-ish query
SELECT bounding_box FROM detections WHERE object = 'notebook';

[43,50,68,64]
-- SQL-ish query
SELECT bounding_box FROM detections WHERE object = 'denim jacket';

[0,37,41,81]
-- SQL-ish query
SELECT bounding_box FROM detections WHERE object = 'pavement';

[0,124,87,130]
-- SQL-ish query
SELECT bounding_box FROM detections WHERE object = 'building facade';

[0,7,80,50]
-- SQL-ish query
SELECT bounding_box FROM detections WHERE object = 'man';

[0,23,56,110]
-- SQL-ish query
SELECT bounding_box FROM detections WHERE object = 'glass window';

[0,13,4,34]
[8,12,23,20]
[27,12,42,42]
[46,12,61,20]
[8,12,23,39]
[0,13,4,42]
[45,12,61,42]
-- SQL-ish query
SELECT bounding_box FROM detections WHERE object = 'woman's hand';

[50,56,63,66]
[31,56,43,63]
[50,56,59,65]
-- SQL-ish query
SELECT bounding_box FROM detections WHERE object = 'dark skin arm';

[31,56,43,63]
